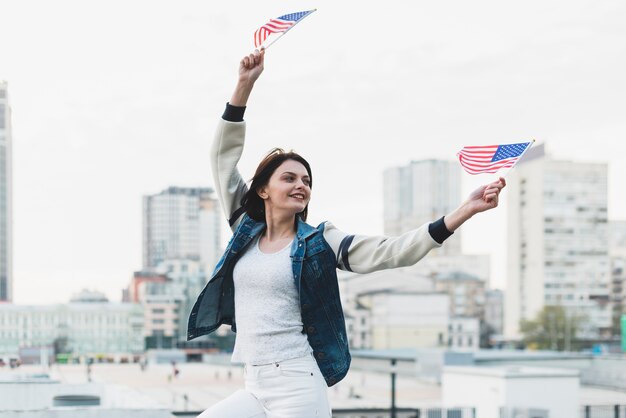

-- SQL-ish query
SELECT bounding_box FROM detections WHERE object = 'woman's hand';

[238,48,265,85]
[230,49,265,107]
[464,177,506,215]
[443,177,506,232]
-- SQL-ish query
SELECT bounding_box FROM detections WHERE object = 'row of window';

[0,316,135,325]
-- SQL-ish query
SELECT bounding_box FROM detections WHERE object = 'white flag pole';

[502,139,536,179]
[262,9,317,50]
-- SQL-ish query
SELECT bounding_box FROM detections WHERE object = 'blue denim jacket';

[187,213,350,387]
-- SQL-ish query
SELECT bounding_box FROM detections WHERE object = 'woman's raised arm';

[210,49,265,231]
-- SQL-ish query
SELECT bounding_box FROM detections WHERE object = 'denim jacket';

[187,213,350,386]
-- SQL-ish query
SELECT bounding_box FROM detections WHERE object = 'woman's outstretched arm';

[210,50,265,231]
[323,177,507,273]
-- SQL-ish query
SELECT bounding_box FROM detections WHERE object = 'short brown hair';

[240,148,313,222]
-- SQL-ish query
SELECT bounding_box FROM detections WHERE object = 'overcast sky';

[1,0,625,304]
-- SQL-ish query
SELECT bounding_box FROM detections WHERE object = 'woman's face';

[259,159,311,216]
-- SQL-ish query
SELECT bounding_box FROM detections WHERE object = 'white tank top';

[231,237,313,365]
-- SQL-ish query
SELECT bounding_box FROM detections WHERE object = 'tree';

[520,305,586,351]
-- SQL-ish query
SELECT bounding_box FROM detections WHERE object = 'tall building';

[383,160,462,255]
[142,187,221,273]
[505,145,610,339]
[0,81,13,303]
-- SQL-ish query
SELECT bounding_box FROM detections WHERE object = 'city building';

[505,145,611,339]
[447,316,480,351]
[610,220,626,336]
[155,259,207,341]
[0,81,13,302]
[433,271,486,319]
[358,289,449,349]
[142,186,221,273]
[383,159,462,255]
[0,294,143,357]
[127,260,207,347]
[344,300,371,349]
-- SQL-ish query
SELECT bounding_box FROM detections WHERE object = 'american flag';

[457,142,532,174]
[254,10,315,48]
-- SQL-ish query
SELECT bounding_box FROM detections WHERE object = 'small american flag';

[457,142,532,174]
[254,10,315,48]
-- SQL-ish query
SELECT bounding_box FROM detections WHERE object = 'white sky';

[1,0,625,304]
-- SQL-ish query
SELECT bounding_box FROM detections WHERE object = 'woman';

[188,49,506,418]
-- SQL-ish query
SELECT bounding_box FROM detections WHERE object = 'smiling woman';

[187,48,506,418]
[240,148,313,225]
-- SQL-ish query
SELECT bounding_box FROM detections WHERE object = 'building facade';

[433,271,486,319]
[128,260,207,346]
[142,187,221,273]
[505,145,611,339]
[383,159,462,255]
[344,301,371,349]
[359,290,450,349]
[448,316,480,351]
[0,301,144,356]
[0,81,13,302]
[609,220,626,336]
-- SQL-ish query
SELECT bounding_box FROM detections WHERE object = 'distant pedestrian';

[189,48,505,417]
[86,361,92,382]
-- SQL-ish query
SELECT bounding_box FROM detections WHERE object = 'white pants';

[197,353,332,418]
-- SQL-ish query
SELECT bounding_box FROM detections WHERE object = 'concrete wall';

[0,381,172,417]
[442,366,579,418]
[0,410,174,418]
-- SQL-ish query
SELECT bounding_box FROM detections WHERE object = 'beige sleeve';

[322,221,442,274]
[210,119,249,231]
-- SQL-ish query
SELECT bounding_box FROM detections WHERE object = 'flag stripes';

[253,10,315,48]
[254,19,294,48]
[457,142,531,175]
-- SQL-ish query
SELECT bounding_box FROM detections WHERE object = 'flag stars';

[492,143,530,162]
